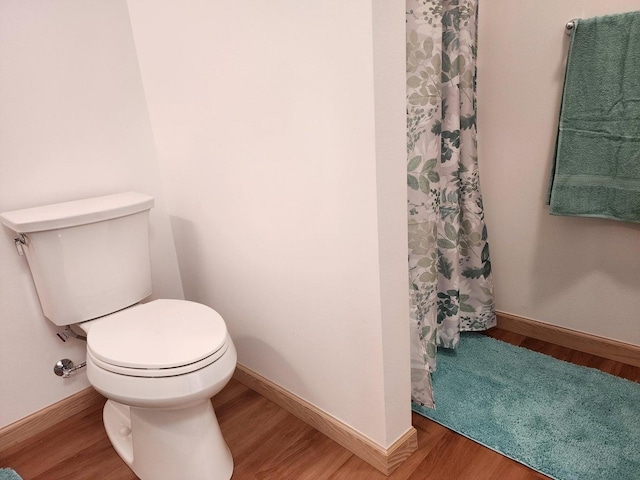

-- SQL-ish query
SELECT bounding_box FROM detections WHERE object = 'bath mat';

[412,333,640,480]
[0,469,23,480]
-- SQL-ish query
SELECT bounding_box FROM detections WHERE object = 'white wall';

[127,0,411,448]
[372,0,415,445]
[478,0,640,345]
[0,0,183,428]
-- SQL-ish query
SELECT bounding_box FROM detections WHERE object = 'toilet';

[0,192,236,480]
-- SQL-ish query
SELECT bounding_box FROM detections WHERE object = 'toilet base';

[103,399,233,480]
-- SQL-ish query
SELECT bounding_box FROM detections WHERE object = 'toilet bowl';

[0,192,237,480]
[82,299,237,480]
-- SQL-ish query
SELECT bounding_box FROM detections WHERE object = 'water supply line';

[54,359,86,378]
[54,326,87,378]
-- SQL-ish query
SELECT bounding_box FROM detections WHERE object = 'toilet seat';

[87,337,230,378]
[86,299,230,378]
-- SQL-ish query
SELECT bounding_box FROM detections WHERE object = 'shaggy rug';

[0,469,23,480]
[413,333,640,480]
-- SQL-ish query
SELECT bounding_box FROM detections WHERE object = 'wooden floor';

[2,328,638,480]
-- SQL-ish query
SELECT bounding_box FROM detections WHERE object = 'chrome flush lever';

[14,234,26,256]
[56,325,87,342]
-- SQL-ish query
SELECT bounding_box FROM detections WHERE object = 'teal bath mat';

[0,469,23,480]
[413,333,640,480]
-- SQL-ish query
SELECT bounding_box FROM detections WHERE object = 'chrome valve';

[54,359,86,378]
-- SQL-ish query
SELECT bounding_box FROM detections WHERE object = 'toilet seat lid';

[86,299,228,370]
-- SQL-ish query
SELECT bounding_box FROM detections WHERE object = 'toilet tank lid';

[0,192,154,233]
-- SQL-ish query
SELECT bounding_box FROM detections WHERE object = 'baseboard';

[0,387,105,452]
[233,364,417,475]
[496,311,640,368]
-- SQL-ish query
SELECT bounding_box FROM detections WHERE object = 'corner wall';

[477,0,640,345]
[0,0,183,428]
[127,0,412,448]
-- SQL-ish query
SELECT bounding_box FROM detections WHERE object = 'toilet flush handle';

[14,234,26,256]
[56,325,87,342]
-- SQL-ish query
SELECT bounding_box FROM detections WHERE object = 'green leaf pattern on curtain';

[407,0,496,407]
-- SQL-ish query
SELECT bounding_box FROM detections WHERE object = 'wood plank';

[496,311,640,368]
[233,363,418,475]
[8,326,638,479]
[3,377,546,480]
[0,386,104,452]
[328,414,449,480]
[0,406,108,479]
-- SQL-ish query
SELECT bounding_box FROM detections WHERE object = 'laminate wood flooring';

[2,328,637,479]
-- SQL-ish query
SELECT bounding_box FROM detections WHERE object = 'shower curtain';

[407,0,495,407]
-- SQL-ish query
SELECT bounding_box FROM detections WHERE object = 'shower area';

[409,0,640,407]
[407,2,640,477]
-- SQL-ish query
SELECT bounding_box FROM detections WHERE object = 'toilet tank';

[0,192,155,326]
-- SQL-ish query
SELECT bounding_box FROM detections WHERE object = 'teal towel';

[548,11,640,223]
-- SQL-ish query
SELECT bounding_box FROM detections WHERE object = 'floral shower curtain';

[407,0,496,408]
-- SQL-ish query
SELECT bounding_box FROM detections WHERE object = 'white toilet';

[0,192,236,480]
